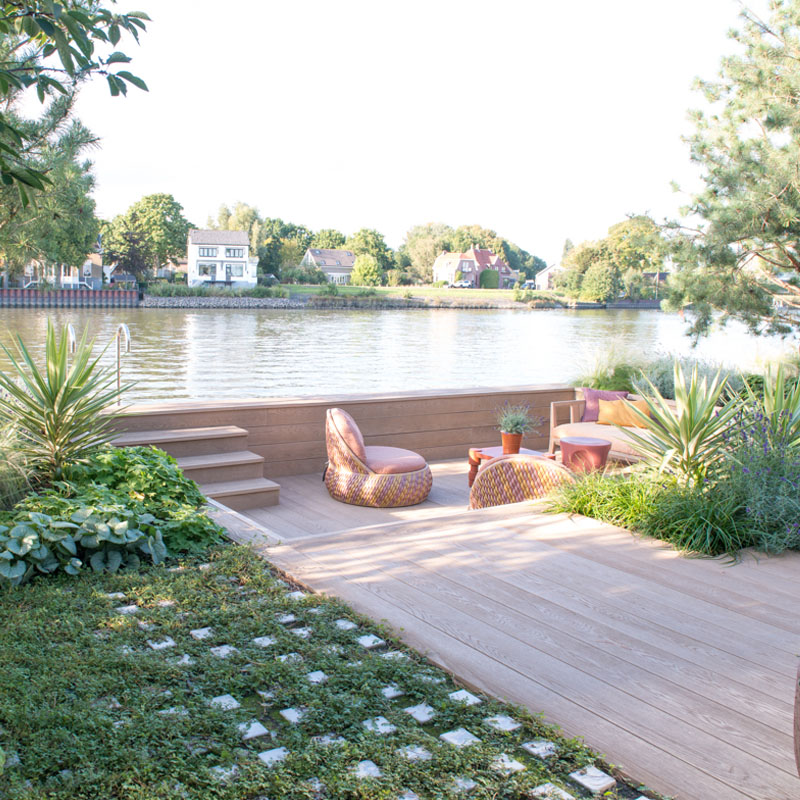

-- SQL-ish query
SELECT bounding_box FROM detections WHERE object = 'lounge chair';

[324,408,432,507]
[468,453,575,510]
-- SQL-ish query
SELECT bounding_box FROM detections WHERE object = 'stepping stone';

[198,563,211,571]
[453,777,477,793]
[522,740,557,759]
[381,651,407,660]
[307,606,323,615]
[277,613,296,625]
[105,592,126,600]
[167,566,185,573]
[491,753,525,774]
[107,697,122,710]
[279,706,305,724]
[334,618,357,630]
[307,670,328,685]
[258,746,289,766]
[306,777,325,795]
[449,689,481,706]
[173,654,194,666]
[276,652,302,663]
[396,745,431,761]
[137,620,156,631]
[418,673,444,684]
[347,660,363,668]
[312,733,346,745]
[157,706,188,717]
[209,694,241,711]
[115,604,138,615]
[157,600,176,608]
[322,644,344,655]
[403,702,435,723]
[4,752,20,767]
[286,590,307,600]
[530,784,576,799]
[354,759,381,778]
[362,715,397,735]
[257,690,275,701]
[291,627,312,639]
[118,645,135,655]
[569,766,616,794]
[484,714,520,732]
[252,636,276,648]
[210,765,238,782]
[440,728,480,747]
[357,634,384,649]
[147,637,176,651]
[190,627,213,640]
[210,645,238,658]
[381,684,404,699]
[238,719,270,740]
[399,792,420,800]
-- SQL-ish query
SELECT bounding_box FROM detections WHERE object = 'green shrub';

[322,281,339,296]
[637,355,745,400]
[479,269,499,289]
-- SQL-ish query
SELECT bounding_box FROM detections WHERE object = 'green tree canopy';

[311,228,346,249]
[350,253,382,286]
[345,228,394,271]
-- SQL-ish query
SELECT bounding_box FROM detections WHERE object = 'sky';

[68,0,764,264]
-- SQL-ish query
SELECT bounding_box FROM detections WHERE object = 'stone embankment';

[142,295,305,309]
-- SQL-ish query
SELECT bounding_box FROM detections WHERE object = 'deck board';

[236,466,800,800]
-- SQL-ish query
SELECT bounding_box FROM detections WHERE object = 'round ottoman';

[560,436,612,473]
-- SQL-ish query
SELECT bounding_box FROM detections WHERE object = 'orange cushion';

[364,445,427,474]
[597,398,651,428]
[330,408,366,461]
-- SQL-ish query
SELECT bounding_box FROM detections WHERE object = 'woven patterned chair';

[324,408,433,508]
[468,453,575,510]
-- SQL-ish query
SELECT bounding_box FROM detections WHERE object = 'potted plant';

[495,403,543,454]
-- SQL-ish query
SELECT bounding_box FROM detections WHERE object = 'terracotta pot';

[501,431,523,454]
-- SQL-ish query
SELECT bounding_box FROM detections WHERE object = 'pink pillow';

[329,408,367,462]
[580,388,629,422]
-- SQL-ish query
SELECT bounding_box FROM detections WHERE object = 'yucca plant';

[622,361,741,486]
[741,363,800,448]
[0,322,132,482]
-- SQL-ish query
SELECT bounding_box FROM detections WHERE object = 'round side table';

[560,436,612,473]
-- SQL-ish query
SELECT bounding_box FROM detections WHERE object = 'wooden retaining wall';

[119,385,575,478]
[0,289,139,308]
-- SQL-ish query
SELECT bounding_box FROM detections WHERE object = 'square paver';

[530,784,576,799]
[398,792,419,800]
[307,606,323,615]
[105,592,126,600]
[453,777,477,793]
[257,689,275,701]
[357,634,385,649]
[403,702,436,723]
[157,706,188,717]
[440,728,480,747]
[569,766,616,794]
[449,689,481,706]
[238,719,270,740]
[210,645,238,659]
[147,637,176,651]
[362,716,397,735]
[286,590,307,600]
[190,627,213,640]
[354,759,381,778]
[279,706,306,724]
[312,733,346,745]
[258,746,289,766]
[396,745,431,761]
[381,684,404,700]
[115,604,138,615]
[277,613,296,625]
[380,650,407,660]
[137,620,156,631]
[157,599,176,608]
[492,753,525,774]
[209,694,241,711]
[322,643,344,655]
[522,740,557,759]
[307,670,328,685]
[276,652,302,663]
[484,714,520,732]
[252,635,277,648]
[291,626,312,639]
[418,673,445,684]
[335,618,357,630]
[173,654,194,666]
[210,765,238,782]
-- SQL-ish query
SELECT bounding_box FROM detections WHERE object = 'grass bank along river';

[0,307,794,403]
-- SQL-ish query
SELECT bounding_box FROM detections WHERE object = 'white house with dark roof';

[300,248,356,284]
[187,229,257,288]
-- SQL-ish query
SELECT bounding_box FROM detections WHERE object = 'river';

[0,307,794,403]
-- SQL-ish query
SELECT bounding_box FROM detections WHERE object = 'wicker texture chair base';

[324,409,432,508]
[469,454,574,510]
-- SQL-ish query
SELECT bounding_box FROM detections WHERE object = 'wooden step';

[113,426,249,457]
[200,477,280,511]
[176,451,265,484]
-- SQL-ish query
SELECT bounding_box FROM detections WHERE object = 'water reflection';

[0,307,794,403]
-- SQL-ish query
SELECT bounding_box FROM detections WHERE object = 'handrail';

[115,323,131,404]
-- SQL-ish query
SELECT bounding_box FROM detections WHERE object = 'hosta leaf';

[90,551,106,572]
[106,549,123,573]
[0,560,26,579]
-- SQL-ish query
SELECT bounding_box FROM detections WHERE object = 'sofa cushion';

[579,388,629,422]
[552,421,643,458]
[365,445,427,475]
[330,408,367,462]
[597,398,651,428]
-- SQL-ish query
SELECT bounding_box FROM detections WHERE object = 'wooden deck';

[226,467,800,800]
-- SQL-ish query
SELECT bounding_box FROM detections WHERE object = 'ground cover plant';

[0,544,648,800]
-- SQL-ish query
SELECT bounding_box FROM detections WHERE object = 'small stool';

[560,437,611,473]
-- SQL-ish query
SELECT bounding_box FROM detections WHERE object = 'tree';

[350,254,382,286]
[562,238,574,258]
[311,228,346,249]
[580,260,619,302]
[666,1,800,337]
[400,222,454,282]
[0,2,149,203]
[345,228,393,271]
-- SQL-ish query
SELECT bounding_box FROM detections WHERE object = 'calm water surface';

[0,308,795,403]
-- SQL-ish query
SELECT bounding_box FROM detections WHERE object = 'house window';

[227,263,244,277]
[225,248,244,258]
[318,259,326,265]
[199,247,217,257]
[198,263,217,277]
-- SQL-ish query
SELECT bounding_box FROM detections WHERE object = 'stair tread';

[176,451,264,469]
[201,477,279,496]
[114,426,248,445]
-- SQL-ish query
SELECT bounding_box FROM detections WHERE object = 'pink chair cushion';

[330,408,367,462]
[580,388,629,422]
[364,445,427,475]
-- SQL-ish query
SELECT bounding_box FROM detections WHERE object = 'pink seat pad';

[364,445,427,475]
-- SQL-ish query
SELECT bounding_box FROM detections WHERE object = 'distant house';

[432,247,519,288]
[301,248,356,284]
[187,229,257,288]
[535,263,563,291]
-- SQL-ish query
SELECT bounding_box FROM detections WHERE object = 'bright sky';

[71,0,761,264]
